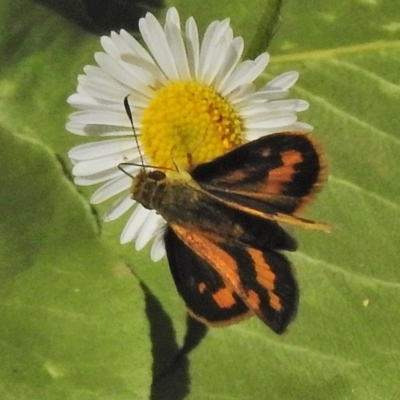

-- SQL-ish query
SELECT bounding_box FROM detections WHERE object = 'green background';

[0,0,399,399]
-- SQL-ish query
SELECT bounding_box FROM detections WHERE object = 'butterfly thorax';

[130,169,202,218]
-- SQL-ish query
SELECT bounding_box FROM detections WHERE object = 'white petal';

[245,127,286,140]
[287,99,309,112]
[166,7,180,25]
[265,71,299,90]
[73,162,141,184]
[220,53,269,97]
[139,12,180,80]
[185,17,200,77]
[198,20,231,81]
[245,130,265,141]
[95,53,155,98]
[135,211,163,251]
[199,19,230,62]
[239,103,271,118]
[225,83,255,105]
[245,89,289,103]
[69,110,129,127]
[90,175,133,204]
[244,115,297,129]
[109,31,142,60]
[150,227,167,261]
[120,55,166,87]
[199,37,229,85]
[77,73,130,103]
[104,195,136,222]
[285,121,314,131]
[120,29,155,63]
[268,99,308,112]
[198,21,232,84]
[66,121,134,137]
[68,138,135,161]
[164,21,191,79]
[240,99,309,118]
[72,149,141,176]
[213,37,244,91]
[120,204,151,244]
[100,34,120,59]
[83,64,110,80]
[74,168,123,186]
[67,94,122,112]
[73,159,116,176]
[244,111,295,124]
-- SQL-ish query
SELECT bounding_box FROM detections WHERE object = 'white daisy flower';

[67,7,312,262]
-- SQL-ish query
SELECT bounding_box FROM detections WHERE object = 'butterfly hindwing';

[164,226,251,326]
[191,132,325,218]
[167,224,298,334]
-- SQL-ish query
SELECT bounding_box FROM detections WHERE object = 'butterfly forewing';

[191,132,325,215]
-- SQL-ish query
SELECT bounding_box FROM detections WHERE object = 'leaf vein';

[294,86,400,146]
[331,59,400,91]
[270,40,400,64]
[329,175,400,211]
[297,252,400,288]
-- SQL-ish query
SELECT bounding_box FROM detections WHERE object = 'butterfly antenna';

[118,163,135,179]
[123,95,146,171]
[123,95,175,174]
[183,116,213,171]
[169,143,181,172]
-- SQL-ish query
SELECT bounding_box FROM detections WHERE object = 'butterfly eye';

[148,170,166,181]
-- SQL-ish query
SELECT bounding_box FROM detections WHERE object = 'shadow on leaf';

[32,0,164,35]
[139,280,208,400]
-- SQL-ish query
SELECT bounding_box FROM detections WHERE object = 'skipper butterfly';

[122,99,329,334]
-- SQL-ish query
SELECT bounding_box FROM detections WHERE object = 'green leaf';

[0,0,399,399]
[0,127,151,399]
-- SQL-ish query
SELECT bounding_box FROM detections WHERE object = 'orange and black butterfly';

[122,102,329,334]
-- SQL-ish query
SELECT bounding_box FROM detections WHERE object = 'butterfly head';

[128,169,168,211]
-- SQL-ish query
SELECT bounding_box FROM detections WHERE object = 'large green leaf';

[0,0,399,399]
[0,128,151,399]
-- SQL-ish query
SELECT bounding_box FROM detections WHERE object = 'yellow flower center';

[139,81,244,171]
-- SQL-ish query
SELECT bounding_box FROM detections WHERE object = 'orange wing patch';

[171,224,244,294]
[197,281,237,308]
[263,150,303,195]
[247,248,283,312]
[211,286,238,309]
